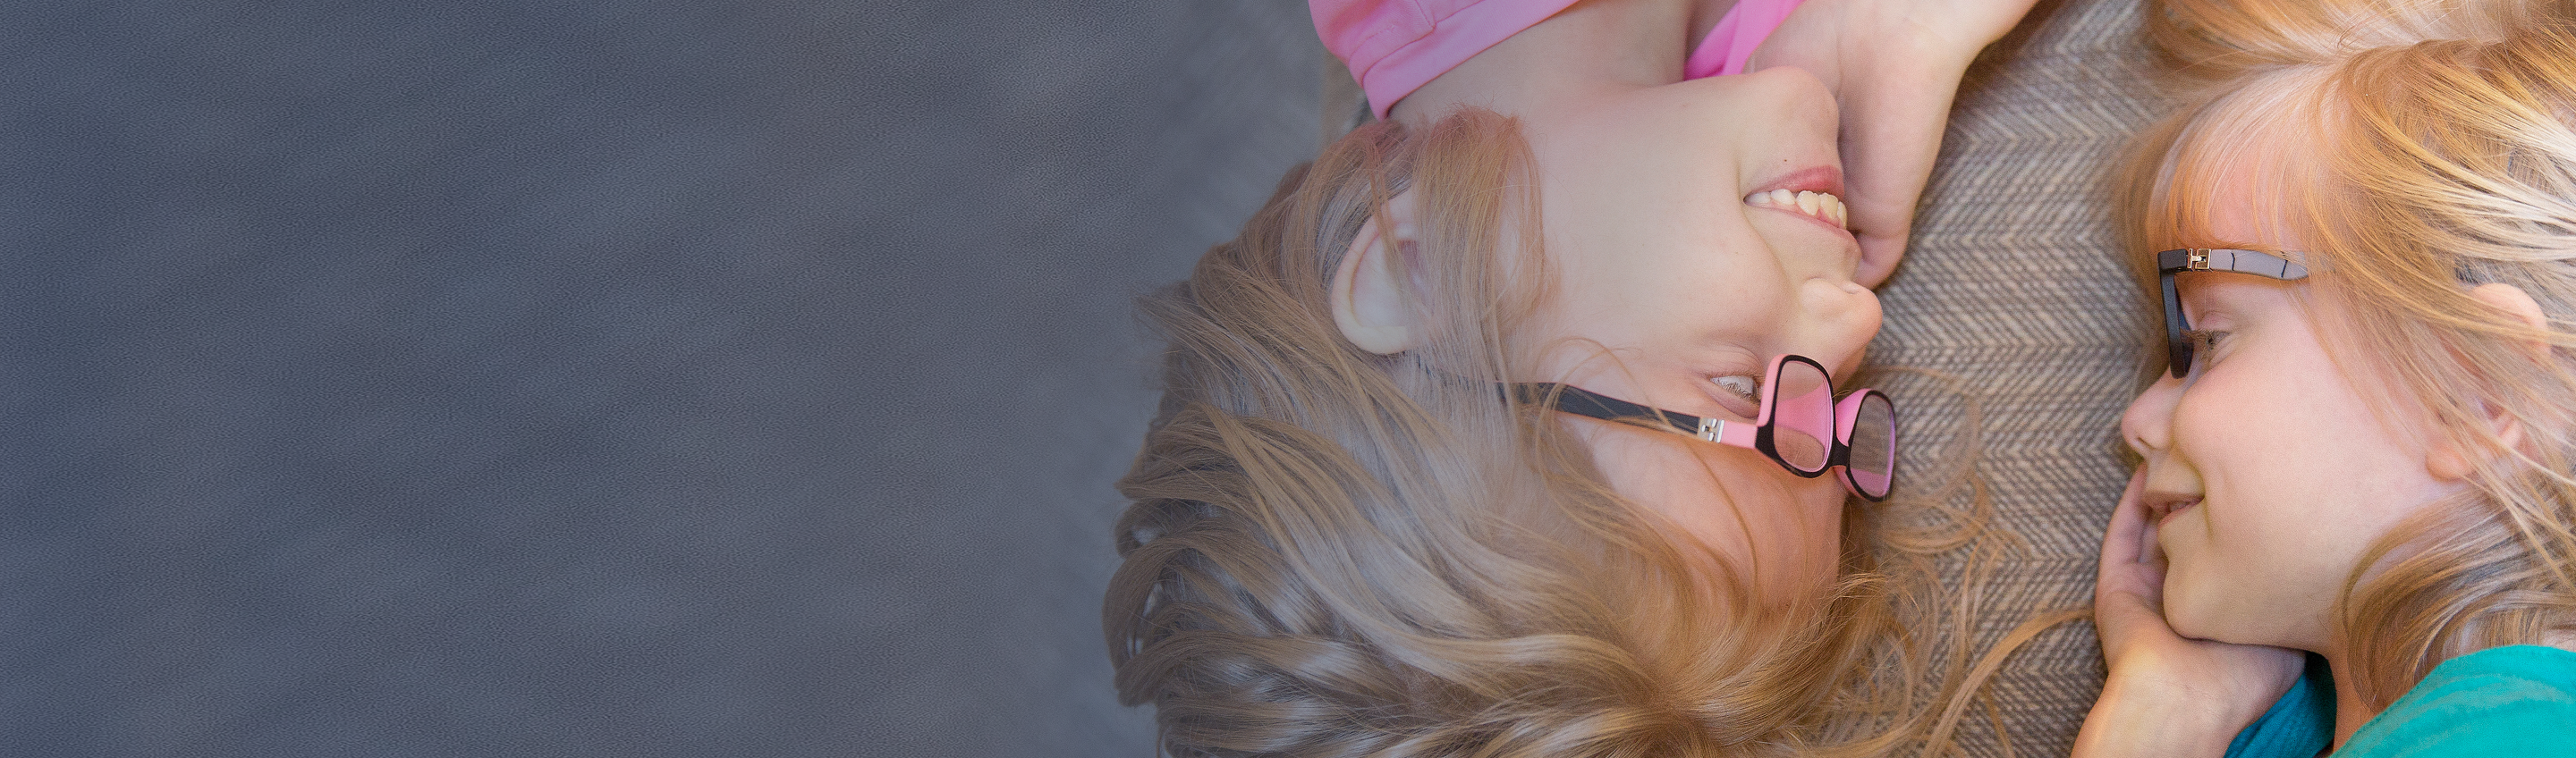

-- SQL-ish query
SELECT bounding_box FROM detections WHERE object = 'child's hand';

[1747,0,2040,287]
[1758,0,2038,63]
[2072,472,2304,758]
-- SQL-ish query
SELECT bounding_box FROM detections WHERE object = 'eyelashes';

[1709,374,1762,418]
[1712,374,1758,400]
[2184,329,2229,375]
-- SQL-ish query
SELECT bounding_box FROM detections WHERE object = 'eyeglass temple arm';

[1509,383,1757,446]
[2157,248,2310,280]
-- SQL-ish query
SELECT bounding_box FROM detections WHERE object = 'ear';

[2428,282,2549,481]
[1330,190,1422,355]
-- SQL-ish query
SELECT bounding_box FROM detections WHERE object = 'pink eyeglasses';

[1513,354,1896,501]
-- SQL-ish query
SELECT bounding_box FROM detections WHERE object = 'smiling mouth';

[2142,495,2202,525]
[1745,189,1849,228]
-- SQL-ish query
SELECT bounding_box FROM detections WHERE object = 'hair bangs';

[2131,68,2345,261]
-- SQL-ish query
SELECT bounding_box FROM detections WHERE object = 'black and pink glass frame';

[1514,354,1897,501]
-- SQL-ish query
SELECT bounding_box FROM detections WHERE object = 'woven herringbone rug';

[1870,0,2163,754]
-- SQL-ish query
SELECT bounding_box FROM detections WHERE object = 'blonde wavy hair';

[2125,0,2576,710]
[1106,108,2007,757]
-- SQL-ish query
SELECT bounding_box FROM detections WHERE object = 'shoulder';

[2339,645,2576,757]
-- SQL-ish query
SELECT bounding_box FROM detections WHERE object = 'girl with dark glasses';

[2078,4,2576,755]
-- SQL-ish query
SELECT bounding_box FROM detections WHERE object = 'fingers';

[2094,470,2166,654]
[2097,470,2150,569]
[1854,233,1903,288]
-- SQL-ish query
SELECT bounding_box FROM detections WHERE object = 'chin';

[2164,611,2224,642]
[2158,584,2230,642]
[2164,598,2272,646]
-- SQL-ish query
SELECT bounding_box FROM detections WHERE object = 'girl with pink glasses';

[1102,0,2038,754]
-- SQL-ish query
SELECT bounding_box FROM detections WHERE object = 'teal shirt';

[2224,645,2576,758]
[2341,644,2576,756]
[2225,653,2334,758]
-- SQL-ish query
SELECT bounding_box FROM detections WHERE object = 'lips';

[2143,495,2202,525]
[1751,165,1844,198]
[1744,166,1852,232]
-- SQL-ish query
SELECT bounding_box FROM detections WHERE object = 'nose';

[1798,277,1882,376]
[2123,373,2185,456]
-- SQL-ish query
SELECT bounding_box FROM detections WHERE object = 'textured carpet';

[1873,0,2162,752]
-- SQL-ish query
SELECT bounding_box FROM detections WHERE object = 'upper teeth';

[1745,189,1849,228]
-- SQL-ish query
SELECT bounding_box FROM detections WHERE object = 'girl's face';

[2117,198,2460,653]
[1516,67,1878,602]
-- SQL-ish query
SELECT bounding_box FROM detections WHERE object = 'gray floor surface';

[6,2,1330,755]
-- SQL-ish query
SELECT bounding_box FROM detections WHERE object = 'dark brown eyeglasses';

[2158,248,2310,377]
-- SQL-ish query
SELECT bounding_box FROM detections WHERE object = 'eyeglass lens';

[2164,272,2194,376]
[1843,392,1895,499]
[1767,359,1835,473]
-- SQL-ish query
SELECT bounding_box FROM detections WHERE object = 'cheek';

[2181,369,2443,532]
[1582,425,1843,601]
[2169,358,2337,507]
[2160,384,2450,647]
[2156,377,2317,638]
[1692,451,1845,602]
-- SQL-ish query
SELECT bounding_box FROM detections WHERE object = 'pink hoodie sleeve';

[1311,0,1810,119]
[1311,0,1584,119]
[1682,0,1806,79]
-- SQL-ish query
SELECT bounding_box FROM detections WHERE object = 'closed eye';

[1708,374,1762,419]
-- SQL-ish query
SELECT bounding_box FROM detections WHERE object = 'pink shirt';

[1312,0,1808,118]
